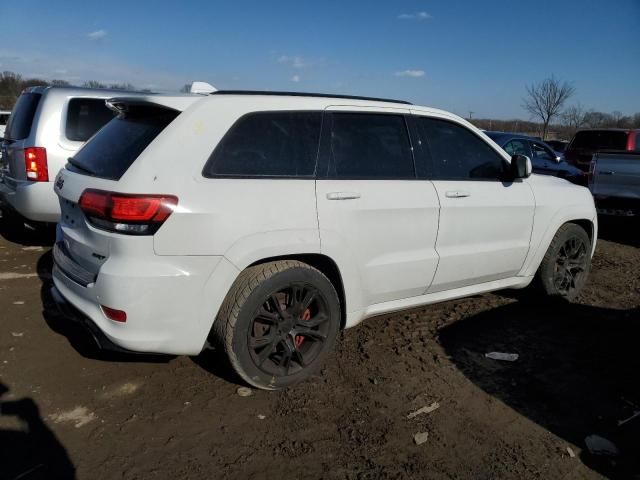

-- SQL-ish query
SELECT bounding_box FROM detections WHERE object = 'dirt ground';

[0,216,638,480]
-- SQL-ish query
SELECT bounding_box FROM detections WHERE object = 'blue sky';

[2,0,639,118]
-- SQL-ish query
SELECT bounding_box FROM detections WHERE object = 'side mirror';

[510,154,532,179]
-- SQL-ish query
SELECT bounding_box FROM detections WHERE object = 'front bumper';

[0,177,60,223]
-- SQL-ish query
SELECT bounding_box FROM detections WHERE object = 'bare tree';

[108,82,136,91]
[522,76,575,140]
[83,80,107,89]
[562,104,587,133]
[51,79,71,86]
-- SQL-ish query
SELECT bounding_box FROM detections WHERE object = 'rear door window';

[570,131,628,151]
[65,98,117,142]
[4,92,42,140]
[203,111,322,177]
[327,113,414,179]
[67,107,178,180]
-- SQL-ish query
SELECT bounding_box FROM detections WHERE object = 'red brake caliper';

[295,308,311,348]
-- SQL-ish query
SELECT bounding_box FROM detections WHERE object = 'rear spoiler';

[106,95,199,114]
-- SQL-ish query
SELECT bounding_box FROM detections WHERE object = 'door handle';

[445,190,471,198]
[326,192,361,200]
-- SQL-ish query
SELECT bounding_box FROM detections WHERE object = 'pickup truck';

[589,152,640,217]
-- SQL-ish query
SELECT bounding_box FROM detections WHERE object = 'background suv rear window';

[203,111,322,177]
[4,92,42,140]
[67,107,177,180]
[65,98,116,142]
[570,131,628,151]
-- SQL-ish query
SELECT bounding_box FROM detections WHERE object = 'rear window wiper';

[66,157,96,176]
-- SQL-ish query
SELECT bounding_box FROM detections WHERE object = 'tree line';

[470,108,640,141]
[2,70,639,141]
[0,71,147,110]
[474,76,640,140]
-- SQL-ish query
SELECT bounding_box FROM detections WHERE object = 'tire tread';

[213,260,333,389]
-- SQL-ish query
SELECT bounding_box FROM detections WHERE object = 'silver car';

[0,86,154,224]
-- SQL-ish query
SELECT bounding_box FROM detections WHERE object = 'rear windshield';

[67,107,178,180]
[65,98,116,142]
[570,130,628,151]
[4,92,42,140]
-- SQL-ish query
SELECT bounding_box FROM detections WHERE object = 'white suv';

[51,91,597,389]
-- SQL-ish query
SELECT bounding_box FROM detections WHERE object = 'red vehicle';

[565,129,640,171]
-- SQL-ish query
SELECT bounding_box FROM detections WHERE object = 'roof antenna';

[190,81,217,94]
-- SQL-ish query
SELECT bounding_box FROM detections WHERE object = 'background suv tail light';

[79,189,178,235]
[25,147,48,181]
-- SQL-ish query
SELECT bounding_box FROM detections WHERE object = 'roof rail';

[210,90,412,105]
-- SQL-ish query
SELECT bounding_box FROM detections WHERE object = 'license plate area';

[53,242,98,287]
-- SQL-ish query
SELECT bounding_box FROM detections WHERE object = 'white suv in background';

[51,91,597,389]
[0,86,155,225]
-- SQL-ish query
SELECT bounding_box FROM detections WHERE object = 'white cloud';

[291,74,301,83]
[277,55,309,69]
[397,11,432,20]
[395,69,426,78]
[87,30,107,40]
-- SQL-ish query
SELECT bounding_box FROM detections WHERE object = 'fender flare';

[520,205,597,277]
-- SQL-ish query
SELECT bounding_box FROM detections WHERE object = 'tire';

[536,223,591,302]
[213,260,341,390]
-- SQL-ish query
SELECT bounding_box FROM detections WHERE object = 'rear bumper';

[52,245,230,356]
[50,285,139,353]
[0,177,60,222]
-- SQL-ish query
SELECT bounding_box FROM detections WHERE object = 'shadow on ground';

[191,348,245,386]
[439,300,640,478]
[0,210,56,246]
[597,215,639,248]
[0,382,76,480]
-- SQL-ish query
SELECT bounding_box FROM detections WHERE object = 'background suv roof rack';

[210,90,412,105]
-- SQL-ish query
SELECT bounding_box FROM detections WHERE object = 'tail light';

[25,147,48,181]
[79,189,178,235]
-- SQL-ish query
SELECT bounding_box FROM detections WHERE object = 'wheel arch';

[521,210,597,278]
[248,253,348,329]
[567,218,595,247]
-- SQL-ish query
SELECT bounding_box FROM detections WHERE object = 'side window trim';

[318,111,417,180]
[406,114,432,179]
[201,110,324,179]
